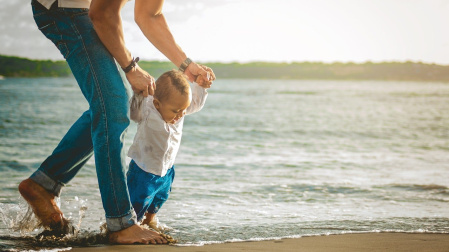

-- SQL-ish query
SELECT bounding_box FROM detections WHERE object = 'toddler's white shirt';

[128,83,208,177]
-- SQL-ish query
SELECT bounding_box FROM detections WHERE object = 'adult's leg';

[25,0,136,228]
[65,7,134,232]
[20,1,95,231]
[21,1,165,244]
[19,110,93,229]
[30,111,93,193]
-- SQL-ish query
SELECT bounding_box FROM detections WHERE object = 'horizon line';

[1,54,448,67]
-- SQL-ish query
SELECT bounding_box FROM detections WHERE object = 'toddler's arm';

[186,80,208,115]
[129,93,145,123]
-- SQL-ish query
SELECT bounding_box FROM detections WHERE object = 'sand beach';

[69,233,449,252]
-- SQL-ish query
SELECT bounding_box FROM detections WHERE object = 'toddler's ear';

[153,98,161,109]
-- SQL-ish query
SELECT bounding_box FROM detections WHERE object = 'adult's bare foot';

[18,178,67,229]
[108,224,168,245]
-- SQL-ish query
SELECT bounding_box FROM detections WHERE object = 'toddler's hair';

[154,70,190,102]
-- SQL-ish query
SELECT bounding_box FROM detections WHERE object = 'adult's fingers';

[197,69,213,86]
[195,66,209,81]
[209,69,216,81]
[148,76,155,96]
[199,65,216,81]
[142,86,149,97]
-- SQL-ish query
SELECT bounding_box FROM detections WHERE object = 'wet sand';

[69,233,449,252]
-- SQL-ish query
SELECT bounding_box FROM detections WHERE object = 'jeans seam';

[107,209,134,219]
[47,20,69,59]
[71,19,121,222]
[76,146,94,165]
[70,11,89,18]
[52,182,59,193]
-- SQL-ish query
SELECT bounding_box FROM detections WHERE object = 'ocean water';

[0,77,448,251]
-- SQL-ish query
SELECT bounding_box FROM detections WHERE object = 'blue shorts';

[127,160,175,221]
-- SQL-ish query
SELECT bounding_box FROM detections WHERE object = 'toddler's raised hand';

[195,65,215,88]
[184,62,215,87]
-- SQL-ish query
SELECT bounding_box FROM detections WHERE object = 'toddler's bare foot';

[18,179,68,230]
[108,224,167,244]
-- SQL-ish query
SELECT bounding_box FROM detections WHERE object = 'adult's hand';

[125,65,155,97]
[185,63,216,86]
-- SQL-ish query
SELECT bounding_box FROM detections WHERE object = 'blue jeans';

[127,160,175,221]
[29,0,136,232]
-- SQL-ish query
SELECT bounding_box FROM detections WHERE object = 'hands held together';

[185,63,216,89]
[126,65,156,97]
[126,60,215,97]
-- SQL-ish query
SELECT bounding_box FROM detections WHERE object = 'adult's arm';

[134,0,215,84]
[89,0,154,96]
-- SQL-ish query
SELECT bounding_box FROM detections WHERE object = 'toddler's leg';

[142,212,176,243]
[141,212,157,227]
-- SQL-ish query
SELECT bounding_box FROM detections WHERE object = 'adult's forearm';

[135,13,187,68]
[89,0,132,68]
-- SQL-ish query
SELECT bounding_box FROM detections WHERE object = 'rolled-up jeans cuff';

[106,210,138,232]
[29,170,64,197]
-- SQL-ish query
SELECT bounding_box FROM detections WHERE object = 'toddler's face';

[154,89,191,124]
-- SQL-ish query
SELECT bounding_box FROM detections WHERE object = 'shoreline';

[2,55,449,82]
[68,232,449,252]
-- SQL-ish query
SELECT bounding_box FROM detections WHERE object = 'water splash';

[76,206,88,232]
[0,198,109,251]
[0,202,40,235]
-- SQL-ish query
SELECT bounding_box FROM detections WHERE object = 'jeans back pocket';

[33,9,70,59]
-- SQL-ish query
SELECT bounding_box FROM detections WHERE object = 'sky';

[1,0,449,64]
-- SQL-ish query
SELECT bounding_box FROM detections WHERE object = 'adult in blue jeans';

[19,0,215,245]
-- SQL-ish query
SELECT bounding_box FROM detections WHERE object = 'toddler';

[127,70,210,230]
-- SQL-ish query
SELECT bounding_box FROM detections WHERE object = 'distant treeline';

[2,54,449,82]
[0,55,71,77]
